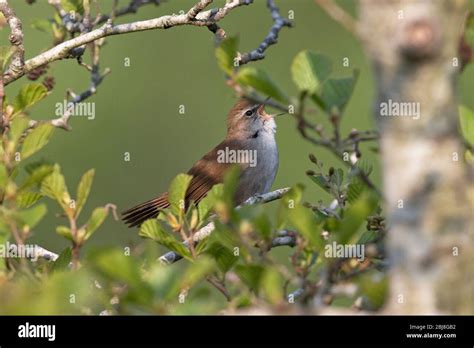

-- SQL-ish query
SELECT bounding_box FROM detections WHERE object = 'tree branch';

[0,0,25,81]
[159,187,291,264]
[237,0,292,65]
[3,0,253,85]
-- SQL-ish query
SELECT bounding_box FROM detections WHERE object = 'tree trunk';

[358,0,473,314]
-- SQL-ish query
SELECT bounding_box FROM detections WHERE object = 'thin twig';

[3,0,253,85]
[237,0,292,65]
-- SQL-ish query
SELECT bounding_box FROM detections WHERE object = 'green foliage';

[13,83,48,116]
[75,169,95,218]
[215,36,238,75]
[140,219,192,261]
[291,50,332,93]
[236,67,288,103]
[168,173,192,217]
[21,124,55,160]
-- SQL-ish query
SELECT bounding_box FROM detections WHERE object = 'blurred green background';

[2,0,473,255]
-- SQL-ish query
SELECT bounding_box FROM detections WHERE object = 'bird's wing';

[122,139,249,228]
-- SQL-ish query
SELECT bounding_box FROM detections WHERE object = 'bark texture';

[358,0,473,314]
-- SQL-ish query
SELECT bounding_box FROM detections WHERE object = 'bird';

[122,97,279,228]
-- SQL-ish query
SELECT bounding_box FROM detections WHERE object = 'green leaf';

[168,173,192,216]
[56,225,73,241]
[9,117,30,144]
[75,169,94,217]
[337,192,378,244]
[139,219,192,261]
[51,247,72,272]
[84,207,107,241]
[17,204,47,229]
[31,19,54,35]
[60,0,84,14]
[235,264,265,292]
[19,164,54,190]
[319,70,359,114]
[41,165,67,202]
[215,36,238,75]
[13,83,48,114]
[204,243,237,273]
[459,105,474,146]
[21,124,55,160]
[236,67,288,103]
[16,191,43,208]
[291,50,332,93]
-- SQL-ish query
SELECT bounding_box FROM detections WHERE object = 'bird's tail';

[121,193,169,228]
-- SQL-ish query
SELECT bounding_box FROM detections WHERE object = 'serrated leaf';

[9,117,29,144]
[13,83,48,114]
[84,207,107,241]
[168,173,192,216]
[319,70,359,114]
[75,169,94,218]
[140,219,192,261]
[51,247,72,272]
[215,36,238,75]
[291,50,332,93]
[56,225,73,241]
[20,164,54,190]
[41,165,67,202]
[16,191,43,208]
[21,124,54,159]
[236,67,288,103]
[459,105,474,146]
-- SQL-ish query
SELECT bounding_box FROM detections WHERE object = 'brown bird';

[122,98,279,227]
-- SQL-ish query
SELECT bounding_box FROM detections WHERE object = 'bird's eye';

[245,110,253,117]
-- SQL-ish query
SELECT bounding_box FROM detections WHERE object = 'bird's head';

[226,97,276,139]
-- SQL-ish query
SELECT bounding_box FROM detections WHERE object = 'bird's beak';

[258,97,273,120]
